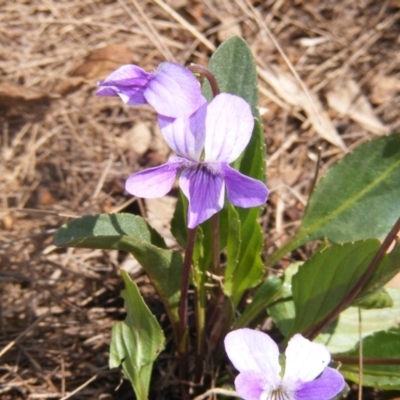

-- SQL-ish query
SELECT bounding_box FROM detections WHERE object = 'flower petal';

[295,367,345,400]
[284,334,331,384]
[222,164,269,208]
[224,329,281,380]
[96,64,151,106]
[145,62,203,118]
[125,157,185,198]
[234,371,267,400]
[158,100,207,160]
[204,93,254,163]
[179,165,224,228]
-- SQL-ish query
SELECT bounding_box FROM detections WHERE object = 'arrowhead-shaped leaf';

[110,270,165,400]
[300,133,400,244]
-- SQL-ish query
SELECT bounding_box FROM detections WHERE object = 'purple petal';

[125,157,185,198]
[295,367,345,400]
[145,62,204,118]
[179,165,224,228]
[158,100,207,161]
[234,371,267,400]
[96,65,151,106]
[222,164,269,208]
[204,93,254,163]
[284,334,331,384]
[224,329,281,380]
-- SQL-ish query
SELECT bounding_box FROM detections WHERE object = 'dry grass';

[1,0,400,399]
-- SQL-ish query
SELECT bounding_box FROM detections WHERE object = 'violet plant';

[54,37,400,400]
[224,329,345,400]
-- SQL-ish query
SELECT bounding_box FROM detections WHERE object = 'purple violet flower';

[125,93,269,228]
[224,329,345,400]
[96,62,204,118]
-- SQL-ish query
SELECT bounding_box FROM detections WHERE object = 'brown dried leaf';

[258,65,346,150]
[369,75,400,105]
[1,214,14,231]
[70,44,133,80]
[326,79,389,135]
[0,83,49,107]
[36,187,56,206]
[388,0,400,8]
[123,122,153,156]
[53,77,85,95]
[164,0,188,8]
[145,196,178,248]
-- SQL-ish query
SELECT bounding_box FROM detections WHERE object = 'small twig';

[2,208,79,219]
[193,388,238,400]
[309,146,322,196]
[0,311,51,359]
[91,154,114,200]
[60,368,107,400]
[334,357,400,365]
[358,308,363,400]
[152,0,216,52]
[210,213,220,276]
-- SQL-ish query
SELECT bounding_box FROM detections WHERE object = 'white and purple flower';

[124,93,269,228]
[97,62,268,228]
[224,329,345,400]
[96,62,204,118]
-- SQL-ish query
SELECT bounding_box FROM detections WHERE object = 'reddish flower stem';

[178,227,197,399]
[188,64,220,97]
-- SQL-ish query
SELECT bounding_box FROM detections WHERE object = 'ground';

[1,0,400,399]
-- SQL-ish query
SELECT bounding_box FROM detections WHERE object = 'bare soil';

[1,0,400,399]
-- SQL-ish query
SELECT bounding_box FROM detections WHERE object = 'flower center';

[192,161,221,176]
[261,385,293,400]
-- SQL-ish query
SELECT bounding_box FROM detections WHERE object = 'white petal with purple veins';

[145,62,204,118]
[204,93,254,163]
[283,334,331,385]
[158,101,207,161]
[224,329,281,379]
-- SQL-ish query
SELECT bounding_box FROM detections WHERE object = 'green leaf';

[226,120,266,305]
[170,190,188,248]
[315,288,400,354]
[353,288,393,309]
[230,206,264,305]
[223,204,241,295]
[267,263,300,336]
[268,299,295,337]
[299,133,400,244]
[54,214,182,333]
[110,270,165,400]
[266,133,400,267]
[202,36,259,118]
[199,37,266,305]
[339,327,400,389]
[238,119,265,180]
[236,275,283,328]
[289,239,398,336]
